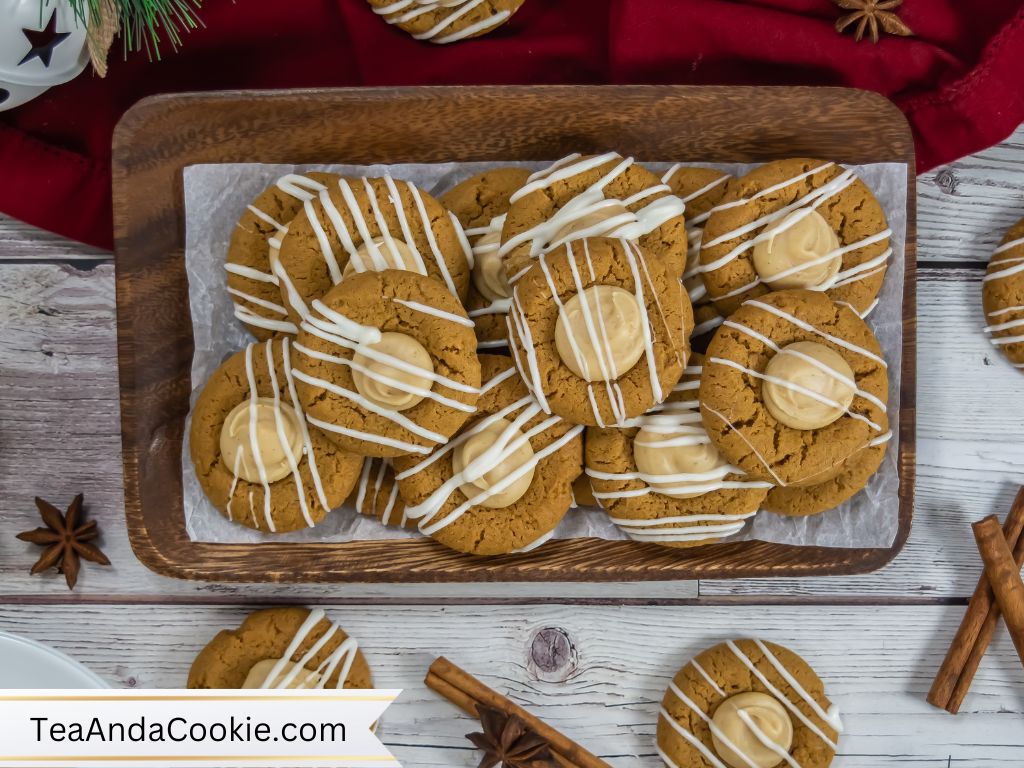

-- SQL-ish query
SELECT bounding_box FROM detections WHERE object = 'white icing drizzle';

[273,174,462,325]
[983,295,1024,347]
[690,659,727,697]
[708,357,883,433]
[509,237,676,426]
[392,297,475,327]
[984,257,1024,282]
[227,287,290,317]
[261,608,359,691]
[226,263,277,284]
[591,369,770,542]
[291,301,480,451]
[228,174,330,333]
[725,640,838,750]
[751,639,843,732]
[243,345,275,531]
[227,339,332,532]
[452,211,475,270]
[743,299,887,367]
[700,401,786,486]
[987,303,1024,318]
[992,235,1024,254]
[498,153,685,275]
[692,313,725,338]
[398,394,582,535]
[869,429,893,447]
[613,513,756,542]
[511,528,556,554]
[356,458,409,528]
[480,365,517,394]
[372,0,511,44]
[665,681,768,768]
[694,163,890,306]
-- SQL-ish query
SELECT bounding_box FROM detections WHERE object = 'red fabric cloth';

[2,0,1024,250]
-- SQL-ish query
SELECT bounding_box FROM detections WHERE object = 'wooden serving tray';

[112,85,916,583]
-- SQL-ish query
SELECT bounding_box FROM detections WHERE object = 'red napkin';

[2,0,1023,250]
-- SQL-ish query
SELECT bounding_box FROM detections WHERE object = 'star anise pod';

[466,704,557,768]
[17,495,111,590]
[835,0,914,44]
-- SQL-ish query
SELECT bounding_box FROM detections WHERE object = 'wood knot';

[934,169,958,195]
[527,626,577,682]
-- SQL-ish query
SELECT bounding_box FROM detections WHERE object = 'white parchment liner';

[182,161,907,549]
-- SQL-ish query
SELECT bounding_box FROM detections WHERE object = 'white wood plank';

[0,213,109,261]
[0,604,1019,766]
[918,123,1024,265]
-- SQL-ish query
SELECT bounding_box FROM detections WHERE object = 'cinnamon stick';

[973,515,1024,668]
[425,656,610,768]
[947,521,1024,712]
[927,487,1024,712]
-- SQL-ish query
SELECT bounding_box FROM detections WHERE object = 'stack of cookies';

[190,153,894,556]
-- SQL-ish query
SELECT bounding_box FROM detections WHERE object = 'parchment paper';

[182,160,907,549]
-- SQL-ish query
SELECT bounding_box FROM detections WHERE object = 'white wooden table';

[3,127,1024,766]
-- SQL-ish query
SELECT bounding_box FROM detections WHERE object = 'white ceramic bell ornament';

[0,0,90,111]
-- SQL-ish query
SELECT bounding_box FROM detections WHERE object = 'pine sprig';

[66,0,203,59]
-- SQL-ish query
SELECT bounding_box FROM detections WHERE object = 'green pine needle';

[65,0,204,60]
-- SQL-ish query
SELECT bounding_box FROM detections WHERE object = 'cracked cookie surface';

[699,289,888,487]
[226,172,339,340]
[276,176,470,327]
[982,216,1024,371]
[293,270,481,458]
[699,158,889,317]
[441,167,531,347]
[189,338,361,533]
[657,639,839,768]
[393,355,582,556]
[188,607,371,690]
[585,354,770,547]
[763,421,890,516]
[507,236,692,426]
[501,153,690,284]
[365,0,525,44]
[662,165,732,343]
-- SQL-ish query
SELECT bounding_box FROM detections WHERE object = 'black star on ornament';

[19,10,70,68]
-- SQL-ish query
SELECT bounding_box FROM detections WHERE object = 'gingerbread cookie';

[293,270,481,458]
[571,474,597,508]
[275,175,471,326]
[657,639,840,768]
[225,172,339,339]
[662,165,733,341]
[352,457,417,530]
[366,0,525,44]
[188,608,371,690]
[700,290,889,488]
[982,217,1024,371]
[506,236,692,427]
[393,354,583,556]
[441,167,532,348]
[586,354,771,547]
[699,159,890,317]
[189,338,362,533]
[764,424,891,517]
[500,152,689,285]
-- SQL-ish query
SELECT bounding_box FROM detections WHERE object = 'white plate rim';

[0,630,110,689]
